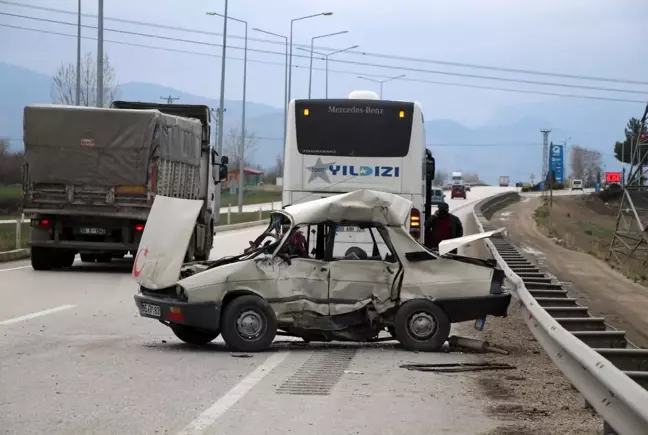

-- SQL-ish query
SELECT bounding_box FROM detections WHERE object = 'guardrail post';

[258,207,262,220]
[227,203,231,225]
[15,213,23,250]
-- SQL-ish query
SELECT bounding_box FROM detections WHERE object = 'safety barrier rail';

[473,192,648,435]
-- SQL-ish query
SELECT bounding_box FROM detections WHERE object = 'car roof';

[277,190,413,227]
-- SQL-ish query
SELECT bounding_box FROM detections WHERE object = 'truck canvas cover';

[23,104,203,187]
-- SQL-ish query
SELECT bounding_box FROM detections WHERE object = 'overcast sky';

[1,0,647,127]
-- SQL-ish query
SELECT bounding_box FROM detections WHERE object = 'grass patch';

[217,210,272,226]
[0,185,22,199]
[0,223,29,252]
[220,190,280,206]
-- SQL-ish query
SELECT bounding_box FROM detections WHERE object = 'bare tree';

[223,126,259,169]
[570,145,602,185]
[463,172,481,184]
[434,169,448,186]
[51,52,119,107]
[0,139,24,185]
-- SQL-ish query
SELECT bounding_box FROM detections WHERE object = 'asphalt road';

[0,187,512,435]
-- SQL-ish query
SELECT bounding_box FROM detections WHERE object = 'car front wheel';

[221,295,277,352]
[393,299,451,352]
[171,324,220,345]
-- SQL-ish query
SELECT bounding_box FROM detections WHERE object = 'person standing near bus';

[424,202,463,254]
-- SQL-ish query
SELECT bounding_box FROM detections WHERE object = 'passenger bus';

[281,90,435,250]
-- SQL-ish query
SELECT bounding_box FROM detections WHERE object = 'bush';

[521,184,531,192]
[0,197,22,216]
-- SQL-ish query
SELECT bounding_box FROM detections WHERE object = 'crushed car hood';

[438,228,505,256]
[132,195,204,289]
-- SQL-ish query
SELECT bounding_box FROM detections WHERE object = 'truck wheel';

[31,247,53,271]
[393,299,450,352]
[171,324,220,345]
[194,224,213,262]
[221,295,277,352]
[184,236,196,263]
[96,253,112,263]
[80,253,96,263]
[53,250,75,268]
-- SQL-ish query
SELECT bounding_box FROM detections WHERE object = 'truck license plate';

[141,303,161,317]
[80,227,106,235]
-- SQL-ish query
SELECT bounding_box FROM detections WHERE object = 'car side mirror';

[219,164,228,182]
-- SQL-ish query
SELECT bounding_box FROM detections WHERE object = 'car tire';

[393,299,451,352]
[31,247,53,271]
[221,295,277,352]
[171,324,220,345]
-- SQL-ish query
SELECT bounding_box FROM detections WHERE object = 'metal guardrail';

[473,192,648,435]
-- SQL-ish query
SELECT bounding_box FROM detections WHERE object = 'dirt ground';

[456,215,601,435]
[490,196,648,349]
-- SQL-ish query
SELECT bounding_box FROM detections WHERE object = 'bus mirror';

[221,156,229,165]
[219,164,228,181]
[426,158,436,179]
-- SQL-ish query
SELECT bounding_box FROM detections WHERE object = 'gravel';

[455,214,603,435]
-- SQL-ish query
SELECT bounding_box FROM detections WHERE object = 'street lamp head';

[322,12,333,16]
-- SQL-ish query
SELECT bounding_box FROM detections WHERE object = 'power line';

[2,0,647,87]
[2,12,646,97]
[2,22,645,105]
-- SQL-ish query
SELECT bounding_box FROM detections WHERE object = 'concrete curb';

[0,248,30,263]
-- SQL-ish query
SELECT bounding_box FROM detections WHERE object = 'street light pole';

[207,1,228,158]
[75,0,81,106]
[207,11,248,213]
[307,31,348,98]
[288,12,332,105]
[357,74,406,99]
[298,45,358,98]
[96,0,104,107]
[253,28,288,152]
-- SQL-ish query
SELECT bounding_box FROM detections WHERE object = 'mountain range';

[0,62,640,185]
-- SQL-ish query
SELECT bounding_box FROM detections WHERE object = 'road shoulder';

[490,197,648,349]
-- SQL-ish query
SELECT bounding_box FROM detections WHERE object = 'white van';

[571,179,583,191]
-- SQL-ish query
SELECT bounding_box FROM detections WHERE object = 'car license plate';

[80,227,107,235]
[141,303,161,317]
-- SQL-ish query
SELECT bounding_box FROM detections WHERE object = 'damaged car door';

[327,224,399,316]
[275,224,330,316]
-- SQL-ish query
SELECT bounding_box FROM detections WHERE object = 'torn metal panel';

[281,190,413,227]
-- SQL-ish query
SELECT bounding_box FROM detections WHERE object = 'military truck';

[22,101,228,271]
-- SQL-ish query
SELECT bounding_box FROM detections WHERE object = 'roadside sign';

[605,172,621,183]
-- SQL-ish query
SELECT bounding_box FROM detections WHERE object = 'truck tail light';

[410,208,421,239]
[32,218,50,228]
[134,223,145,232]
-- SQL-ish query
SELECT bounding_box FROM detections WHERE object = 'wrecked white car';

[132,190,511,352]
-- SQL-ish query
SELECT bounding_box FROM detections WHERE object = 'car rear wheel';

[221,295,277,352]
[393,299,450,352]
[171,324,220,345]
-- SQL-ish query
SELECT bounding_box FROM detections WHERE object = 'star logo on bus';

[307,157,335,183]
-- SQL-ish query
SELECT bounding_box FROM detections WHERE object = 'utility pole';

[75,0,81,106]
[541,129,551,201]
[96,0,104,108]
[160,95,179,104]
[215,0,228,157]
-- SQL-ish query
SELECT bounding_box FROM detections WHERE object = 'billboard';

[605,171,621,184]
[549,144,564,183]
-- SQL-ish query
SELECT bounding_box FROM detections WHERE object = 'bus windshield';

[294,99,414,158]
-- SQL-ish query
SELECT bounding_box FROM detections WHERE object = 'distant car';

[465,184,471,192]
[430,188,446,205]
[451,184,467,199]
[133,190,511,352]
[571,179,583,191]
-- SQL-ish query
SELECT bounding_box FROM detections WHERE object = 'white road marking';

[176,351,289,435]
[0,304,76,325]
[0,265,32,273]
